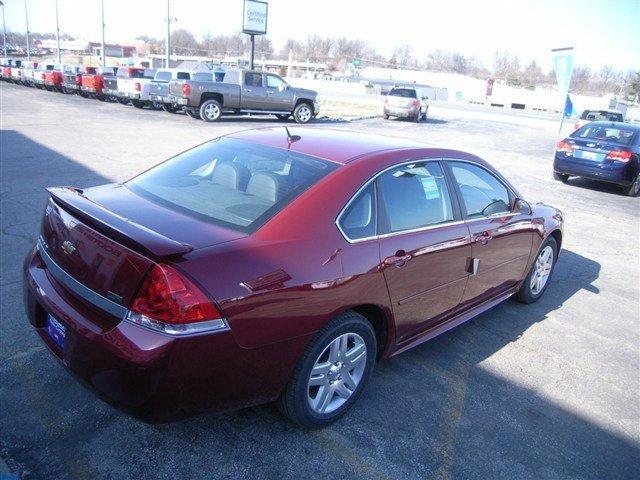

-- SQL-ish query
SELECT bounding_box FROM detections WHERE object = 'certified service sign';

[243,0,268,35]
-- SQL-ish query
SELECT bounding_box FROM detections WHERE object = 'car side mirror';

[514,198,532,215]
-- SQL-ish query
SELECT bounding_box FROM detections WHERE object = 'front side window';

[127,138,338,233]
[339,184,376,240]
[378,162,453,233]
[449,162,510,218]
[266,74,285,89]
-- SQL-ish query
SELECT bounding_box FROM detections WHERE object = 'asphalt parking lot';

[1,82,639,480]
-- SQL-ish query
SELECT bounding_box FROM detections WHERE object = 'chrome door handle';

[384,250,412,267]
[474,233,492,245]
[243,88,252,92]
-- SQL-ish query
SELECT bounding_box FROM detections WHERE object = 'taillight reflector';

[127,264,227,335]
[182,83,191,96]
[556,140,573,153]
[135,82,141,91]
[606,150,632,162]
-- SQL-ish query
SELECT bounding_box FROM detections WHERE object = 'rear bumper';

[553,153,636,186]
[102,88,118,95]
[384,105,418,118]
[23,245,308,421]
[169,95,189,106]
[80,86,97,93]
[149,94,170,103]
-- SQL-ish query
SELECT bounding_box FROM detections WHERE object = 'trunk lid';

[568,138,616,163]
[387,95,416,108]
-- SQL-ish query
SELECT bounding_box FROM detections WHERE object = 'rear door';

[376,160,471,340]
[445,160,534,307]
[241,71,266,109]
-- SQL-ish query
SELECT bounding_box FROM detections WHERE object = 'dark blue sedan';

[553,121,640,196]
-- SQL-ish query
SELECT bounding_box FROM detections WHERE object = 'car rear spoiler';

[47,186,194,258]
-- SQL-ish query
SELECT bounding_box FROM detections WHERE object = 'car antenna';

[285,127,301,149]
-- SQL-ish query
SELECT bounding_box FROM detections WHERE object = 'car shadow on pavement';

[1,132,637,480]
[564,177,629,197]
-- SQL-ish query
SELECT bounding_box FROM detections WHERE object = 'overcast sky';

[2,0,639,71]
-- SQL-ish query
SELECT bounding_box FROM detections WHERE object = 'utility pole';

[249,34,255,70]
[100,0,105,67]
[54,0,61,63]
[0,1,7,58]
[24,0,29,61]
[165,0,170,67]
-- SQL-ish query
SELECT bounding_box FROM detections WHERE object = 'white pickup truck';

[116,68,160,109]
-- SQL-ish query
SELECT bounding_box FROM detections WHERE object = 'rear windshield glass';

[193,72,214,81]
[126,138,339,233]
[130,69,145,78]
[176,71,191,80]
[580,110,624,122]
[572,125,636,145]
[154,71,171,81]
[389,88,417,98]
[143,69,156,79]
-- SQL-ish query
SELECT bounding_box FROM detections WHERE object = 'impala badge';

[61,240,77,255]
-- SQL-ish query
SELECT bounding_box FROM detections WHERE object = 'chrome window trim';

[444,157,519,204]
[336,158,458,244]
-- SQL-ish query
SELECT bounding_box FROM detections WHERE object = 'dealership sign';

[243,0,268,35]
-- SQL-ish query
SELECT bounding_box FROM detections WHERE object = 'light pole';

[55,0,61,63]
[24,0,30,61]
[1,1,7,58]
[100,0,105,67]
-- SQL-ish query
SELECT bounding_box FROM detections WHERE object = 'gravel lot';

[1,82,639,480]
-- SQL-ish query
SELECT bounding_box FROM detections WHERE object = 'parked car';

[553,121,640,196]
[24,128,563,427]
[9,60,24,83]
[33,63,56,88]
[80,66,117,100]
[43,64,71,92]
[62,66,96,94]
[168,69,320,123]
[149,69,208,114]
[117,68,160,109]
[21,61,40,87]
[383,86,429,122]
[102,66,145,104]
[573,109,625,131]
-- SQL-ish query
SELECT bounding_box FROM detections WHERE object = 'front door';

[242,71,266,109]
[446,160,534,307]
[265,74,294,111]
[376,161,472,341]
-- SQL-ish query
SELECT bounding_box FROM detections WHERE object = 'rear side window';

[245,72,263,87]
[339,184,376,240]
[388,88,417,98]
[572,125,636,145]
[378,162,453,232]
[155,71,171,82]
[193,72,214,82]
[127,138,338,233]
[176,71,191,80]
[449,162,510,217]
[131,69,145,78]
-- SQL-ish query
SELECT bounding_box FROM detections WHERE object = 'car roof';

[226,127,429,164]
[582,121,639,131]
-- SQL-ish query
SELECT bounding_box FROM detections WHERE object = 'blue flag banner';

[564,94,575,118]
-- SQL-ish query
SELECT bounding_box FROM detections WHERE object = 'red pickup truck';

[80,66,117,100]
[43,64,72,92]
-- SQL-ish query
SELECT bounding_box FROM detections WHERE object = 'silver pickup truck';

[149,69,214,114]
[167,69,320,123]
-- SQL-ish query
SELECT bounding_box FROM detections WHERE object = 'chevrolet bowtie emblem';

[61,240,77,255]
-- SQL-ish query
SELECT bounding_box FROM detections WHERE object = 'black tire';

[200,99,222,122]
[274,114,290,120]
[131,99,145,109]
[162,103,180,113]
[423,107,429,120]
[277,311,377,428]
[116,97,130,105]
[624,174,640,197]
[515,236,558,304]
[150,101,163,110]
[553,171,569,183]
[95,94,106,102]
[293,102,313,124]
[414,110,421,123]
[184,106,200,119]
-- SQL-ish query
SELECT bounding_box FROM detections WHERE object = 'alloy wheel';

[297,105,311,123]
[204,103,220,120]
[307,332,367,414]
[530,246,553,295]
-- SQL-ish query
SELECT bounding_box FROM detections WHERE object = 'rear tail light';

[41,73,45,80]
[411,99,420,107]
[182,83,191,96]
[606,149,632,162]
[556,140,573,153]
[126,264,227,335]
[75,74,82,84]
[135,82,141,91]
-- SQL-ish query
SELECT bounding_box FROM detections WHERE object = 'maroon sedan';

[24,128,563,427]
